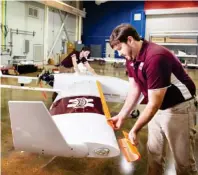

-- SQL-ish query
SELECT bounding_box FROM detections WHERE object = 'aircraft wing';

[0,70,38,85]
[8,80,120,158]
[7,78,140,161]
[104,58,126,63]
[53,73,138,103]
[90,57,126,63]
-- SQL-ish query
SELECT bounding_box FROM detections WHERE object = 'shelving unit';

[156,43,198,46]
[149,31,198,68]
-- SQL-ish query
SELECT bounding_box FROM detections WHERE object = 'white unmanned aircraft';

[1,71,143,162]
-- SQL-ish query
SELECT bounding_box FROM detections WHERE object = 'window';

[28,6,39,18]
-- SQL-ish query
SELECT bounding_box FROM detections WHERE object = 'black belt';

[186,95,198,107]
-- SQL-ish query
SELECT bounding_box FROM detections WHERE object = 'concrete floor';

[1,62,198,175]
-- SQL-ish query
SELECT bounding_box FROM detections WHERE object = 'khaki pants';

[147,99,197,175]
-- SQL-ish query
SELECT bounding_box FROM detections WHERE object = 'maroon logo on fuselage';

[50,96,104,116]
[67,98,94,108]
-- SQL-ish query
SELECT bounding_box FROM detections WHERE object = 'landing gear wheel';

[131,109,140,118]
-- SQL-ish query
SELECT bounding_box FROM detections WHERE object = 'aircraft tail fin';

[8,101,88,157]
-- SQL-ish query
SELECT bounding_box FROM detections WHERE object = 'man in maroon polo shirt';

[109,24,197,175]
[60,46,96,75]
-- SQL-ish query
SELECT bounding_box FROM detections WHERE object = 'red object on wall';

[144,1,198,10]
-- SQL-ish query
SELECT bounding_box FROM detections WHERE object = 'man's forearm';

[132,103,159,133]
[132,87,167,133]
[74,65,80,73]
[119,89,141,118]
[88,67,96,75]
[84,63,96,75]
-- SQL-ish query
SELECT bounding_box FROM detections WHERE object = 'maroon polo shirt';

[126,40,196,110]
[61,50,88,68]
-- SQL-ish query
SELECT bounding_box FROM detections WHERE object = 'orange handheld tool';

[118,131,141,162]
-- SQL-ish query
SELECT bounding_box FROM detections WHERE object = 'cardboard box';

[151,37,165,43]
[66,42,75,55]
[67,42,75,49]
[166,37,197,44]
[48,58,55,65]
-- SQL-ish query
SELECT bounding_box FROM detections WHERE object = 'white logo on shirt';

[67,98,94,108]
[139,62,144,70]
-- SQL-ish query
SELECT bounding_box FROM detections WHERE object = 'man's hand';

[129,129,138,146]
[84,62,97,75]
[74,71,81,76]
[108,114,126,130]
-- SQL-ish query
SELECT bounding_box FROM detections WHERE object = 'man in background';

[59,46,96,75]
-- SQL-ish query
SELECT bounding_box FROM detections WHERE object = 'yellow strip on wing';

[96,80,111,119]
